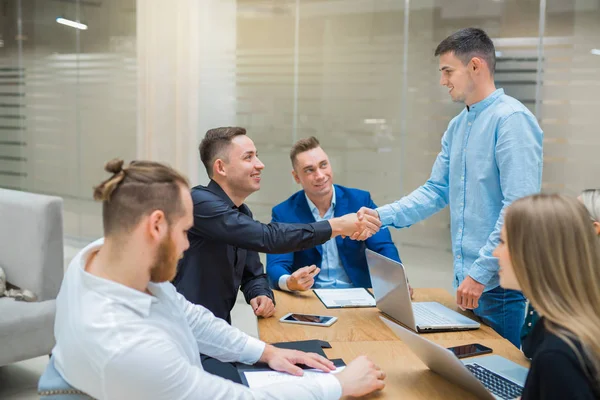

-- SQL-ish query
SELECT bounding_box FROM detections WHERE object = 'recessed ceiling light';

[56,18,88,30]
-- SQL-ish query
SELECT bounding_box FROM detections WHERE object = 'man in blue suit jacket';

[267,137,408,293]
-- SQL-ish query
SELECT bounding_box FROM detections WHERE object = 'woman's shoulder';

[534,321,580,359]
[524,323,599,399]
[532,321,594,382]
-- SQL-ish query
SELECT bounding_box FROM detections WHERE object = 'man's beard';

[149,233,179,283]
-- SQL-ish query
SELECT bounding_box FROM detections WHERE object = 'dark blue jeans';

[473,286,526,348]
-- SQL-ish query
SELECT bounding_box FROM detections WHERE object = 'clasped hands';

[331,207,382,241]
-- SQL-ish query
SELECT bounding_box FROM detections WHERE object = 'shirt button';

[457,255,462,259]
[461,176,465,181]
[530,311,534,315]
[458,229,462,234]
[528,322,532,327]
[468,122,472,126]
[460,202,464,206]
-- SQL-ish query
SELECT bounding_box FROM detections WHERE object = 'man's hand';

[356,206,380,222]
[259,345,336,376]
[335,355,386,397]
[287,265,320,291]
[330,212,381,241]
[250,295,275,318]
[408,283,414,299]
[456,276,485,310]
[352,207,382,240]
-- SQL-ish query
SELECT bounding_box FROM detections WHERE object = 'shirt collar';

[77,238,155,318]
[305,186,336,215]
[467,88,504,112]
[207,179,237,209]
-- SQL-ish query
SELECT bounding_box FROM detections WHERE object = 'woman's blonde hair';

[504,194,600,390]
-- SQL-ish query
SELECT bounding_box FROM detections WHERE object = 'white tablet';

[279,312,338,327]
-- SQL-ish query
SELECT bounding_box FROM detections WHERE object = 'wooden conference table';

[258,288,529,399]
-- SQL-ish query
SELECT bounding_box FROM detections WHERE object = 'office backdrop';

[0,0,598,253]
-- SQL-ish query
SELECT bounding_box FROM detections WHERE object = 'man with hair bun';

[49,158,386,400]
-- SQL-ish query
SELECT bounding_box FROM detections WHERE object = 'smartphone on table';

[280,313,338,327]
[447,343,493,359]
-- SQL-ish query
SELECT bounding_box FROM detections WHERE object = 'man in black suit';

[173,127,380,324]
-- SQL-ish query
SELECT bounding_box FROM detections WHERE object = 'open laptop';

[366,249,480,332]
[381,317,528,400]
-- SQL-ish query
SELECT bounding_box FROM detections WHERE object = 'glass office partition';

[540,0,600,195]
[2,0,599,250]
[0,0,137,241]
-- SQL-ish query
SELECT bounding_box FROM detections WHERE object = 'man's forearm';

[245,220,332,253]
[469,207,505,286]
[195,204,332,253]
[241,275,275,304]
[376,184,449,229]
[468,260,498,287]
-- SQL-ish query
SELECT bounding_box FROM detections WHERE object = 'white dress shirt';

[52,238,342,400]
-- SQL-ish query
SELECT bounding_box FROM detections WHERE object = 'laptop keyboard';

[465,363,523,400]
[412,303,455,326]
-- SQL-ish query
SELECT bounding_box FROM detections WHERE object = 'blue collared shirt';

[305,189,354,289]
[376,89,543,291]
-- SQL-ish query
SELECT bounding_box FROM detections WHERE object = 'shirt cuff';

[279,275,293,292]
[315,374,343,400]
[312,220,333,245]
[468,261,495,286]
[239,336,266,365]
[375,205,396,227]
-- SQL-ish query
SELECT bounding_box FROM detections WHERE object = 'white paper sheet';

[243,366,345,389]
[314,288,376,308]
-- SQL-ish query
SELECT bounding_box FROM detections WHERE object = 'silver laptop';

[366,249,480,332]
[381,317,528,400]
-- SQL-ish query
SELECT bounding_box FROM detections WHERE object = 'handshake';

[329,207,381,241]
[287,207,380,291]
[286,206,414,296]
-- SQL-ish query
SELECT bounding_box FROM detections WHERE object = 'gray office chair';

[38,356,94,399]
[0,188,63,367]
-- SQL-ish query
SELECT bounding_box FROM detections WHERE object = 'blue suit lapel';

[333,185,347,250]
[295,192,323,255]
[331,186,355,284]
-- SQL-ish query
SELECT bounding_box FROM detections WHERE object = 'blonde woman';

[494,194,600,399]
[520,188,600,358]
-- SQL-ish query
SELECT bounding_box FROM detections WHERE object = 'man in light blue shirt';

[358,28,543,347]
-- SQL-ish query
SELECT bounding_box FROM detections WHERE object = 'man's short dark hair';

[290,136,321,168]
[434,28,496,74]
[199,127,247,178]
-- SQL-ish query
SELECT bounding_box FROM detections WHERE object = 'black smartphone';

[447,343,493,359]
